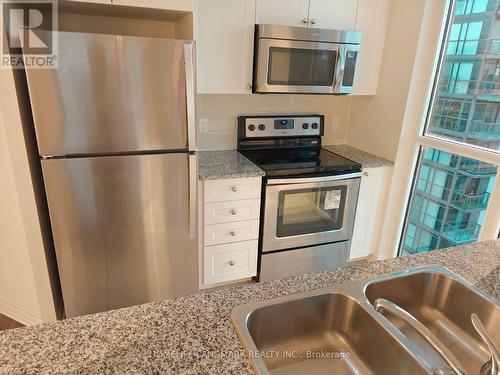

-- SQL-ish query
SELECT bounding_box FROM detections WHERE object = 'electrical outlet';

[331,117,340,130]
[200,118,209,134]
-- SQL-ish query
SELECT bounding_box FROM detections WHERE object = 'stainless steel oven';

[238,114,362,282]
[262,173,360,253]
[253,24,361,94]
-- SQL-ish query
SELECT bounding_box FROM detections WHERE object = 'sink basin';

[365,271,500,374]
[232,266,499,375]
[233,293,429,375]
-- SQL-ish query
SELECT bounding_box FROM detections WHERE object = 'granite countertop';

[1,240,499,374]
[323,144,394,168]
[198,150,265,180]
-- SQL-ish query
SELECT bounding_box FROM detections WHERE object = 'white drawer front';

[204,220,260,246]
[204,177,261,203]
[204,198,260,224]
[204,240,258,285]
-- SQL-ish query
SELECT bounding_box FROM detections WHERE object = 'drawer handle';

[230,230,237,237]
[229,260,235,266]
[231,209,237,215]
[231,186,238,192]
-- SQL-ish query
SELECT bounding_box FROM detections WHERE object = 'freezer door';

[25,31,196,155]
[42,153,198,318]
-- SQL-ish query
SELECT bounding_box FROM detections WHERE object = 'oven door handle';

[267,172,362,185]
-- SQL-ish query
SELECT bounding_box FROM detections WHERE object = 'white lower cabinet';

[350,166,393,260]
[204,240,258,285]
[204,199,261,224]
[201,177,261,287]
[204,220,260,246]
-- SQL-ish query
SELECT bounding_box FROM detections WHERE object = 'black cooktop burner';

[240,148,361,177]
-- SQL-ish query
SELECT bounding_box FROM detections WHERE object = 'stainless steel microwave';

[253,24,362,95]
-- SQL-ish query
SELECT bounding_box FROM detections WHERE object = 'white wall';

[0,108,43,325]
[197,94,352,150]
[346,0,427,161]
[0,67,58,325]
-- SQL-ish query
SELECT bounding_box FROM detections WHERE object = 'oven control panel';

[238,115,324,138]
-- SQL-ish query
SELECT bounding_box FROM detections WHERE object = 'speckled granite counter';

[198,151,265,180]
[1,240,498,375]
[323,144,394,168]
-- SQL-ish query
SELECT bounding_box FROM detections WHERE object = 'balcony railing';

[458,159,497,175]
[450,191,491,209]
[467,120,500,139]
[490,39,500,55]
[442,222,481,244]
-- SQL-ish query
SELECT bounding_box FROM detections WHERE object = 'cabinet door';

[196,0,255,94]
[352,0,390,95]
[112,0,194,11]
[66,0,112,4]
[308,0,358,30]
[203,240,258,285]
[350,167,392,260]
[255,0,309,27]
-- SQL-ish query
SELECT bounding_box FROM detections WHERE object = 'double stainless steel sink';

[232,266,499,375]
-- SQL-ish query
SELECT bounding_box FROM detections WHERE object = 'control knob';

[258,124,266,131]
[311,122,319,129]
[302,123,309,129]
[248,124,256,131]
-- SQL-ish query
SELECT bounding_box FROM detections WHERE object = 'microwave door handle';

[333,45,346,93]
[184,43,197,152]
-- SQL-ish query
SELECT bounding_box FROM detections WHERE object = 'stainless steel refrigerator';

[23,31,198,318]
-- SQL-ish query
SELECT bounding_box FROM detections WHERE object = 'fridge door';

[41,153,198,317]
[25,31,196,155]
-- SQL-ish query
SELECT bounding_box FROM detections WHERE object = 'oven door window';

[277,186,347,237]
[268,47,337,86]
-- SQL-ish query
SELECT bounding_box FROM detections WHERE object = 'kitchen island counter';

[1,240,499,375]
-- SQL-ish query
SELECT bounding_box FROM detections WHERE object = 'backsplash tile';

[197,94,351,150]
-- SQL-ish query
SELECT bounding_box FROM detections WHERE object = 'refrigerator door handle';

[184,43,197,152]
[188,154,197,239]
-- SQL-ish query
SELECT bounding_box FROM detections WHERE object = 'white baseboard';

[0,298,42,326]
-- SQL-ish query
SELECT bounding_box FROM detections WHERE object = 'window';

[399,0,500,256]
[426,0,500,152]
[402,148,497,255]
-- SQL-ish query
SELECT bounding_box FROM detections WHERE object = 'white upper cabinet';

[67,0,194,11]
[256,0,358,30]
[255,0,310,27]
[308,0,358,30]
[66,0,112,3]
[196,0,256,94]
[112,0,194,11]
[352,0,390,95]
[196,0,388,95]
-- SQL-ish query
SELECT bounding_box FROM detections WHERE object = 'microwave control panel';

[239,115,324,138]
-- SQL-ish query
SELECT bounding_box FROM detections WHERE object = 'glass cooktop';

[240,148,361,177]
